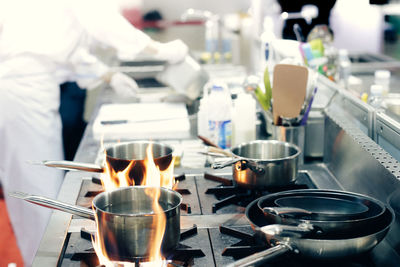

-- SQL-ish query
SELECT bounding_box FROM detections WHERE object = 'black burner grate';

[67,226,205,267]
[204,172,314,213]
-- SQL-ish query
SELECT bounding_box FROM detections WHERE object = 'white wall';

[330,0,384,53]
[141,0,251,20]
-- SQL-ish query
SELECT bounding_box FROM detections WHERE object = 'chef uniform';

[0,0,187,265]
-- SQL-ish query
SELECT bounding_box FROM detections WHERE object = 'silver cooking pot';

[38,141,174,186]
[212,140,301,188]
[10,186,182,261]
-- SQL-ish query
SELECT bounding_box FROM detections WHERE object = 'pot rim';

[92,186,182,217]
[231,140,301,162]
[105,140,174,161]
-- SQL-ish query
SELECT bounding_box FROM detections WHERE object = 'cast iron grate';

[70,225,205,267]
[204,173,312,213]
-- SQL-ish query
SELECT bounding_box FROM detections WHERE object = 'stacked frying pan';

[229,189,394,267]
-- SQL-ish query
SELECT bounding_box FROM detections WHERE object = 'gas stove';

[55,165,400,267]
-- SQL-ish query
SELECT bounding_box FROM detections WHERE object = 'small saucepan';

[212,140,301,188]
[37,140,174,185]
[10,186,182,261]
[257,189,386,238]
[228,194,394,267]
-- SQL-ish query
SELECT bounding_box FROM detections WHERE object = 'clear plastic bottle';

[368,84,384,110]
[197,97,208,137]
[374,70,391,96]
[232,93,256,146]
[337,49,351,88]
[207,84,233,149]
[260,16,276,72]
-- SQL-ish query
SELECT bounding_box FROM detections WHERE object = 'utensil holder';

[271,124,305,165]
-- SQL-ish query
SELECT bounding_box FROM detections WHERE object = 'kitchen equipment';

[92,103,191,141]
[156,55,209,100]
[257,189,386,238]
[212,140,301,188]
[272,64,308,125]
[270,124,305,165]
[300,87,318,126]
[36,141,174,185]
[229,195,394,267]
[387,188,400,252]
[273,195,369,218]
[10,186,182,261]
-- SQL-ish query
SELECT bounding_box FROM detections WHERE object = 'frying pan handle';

[9,191,95,220]
[227,243,292,267]
[212,158,241,169]
[260,223,314,238]
[37,160,104,173]
[263,207,313,218]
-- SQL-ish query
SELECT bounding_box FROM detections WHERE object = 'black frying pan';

[257,189,386,238]
[272,195,369,220]
[227,195,394,267]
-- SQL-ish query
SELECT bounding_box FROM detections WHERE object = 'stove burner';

[219,226,378,266]
[71,226,205,267]
[87,175,193,213]
[204,173,311,213]
[219,226,267,260]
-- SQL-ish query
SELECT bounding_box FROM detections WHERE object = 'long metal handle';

[260,223,314,238]
[9,191,95,220]
[212,158,241,169]
[263,207,313,217]
[34,160,104,173]
[227,243,292,267]
[207,146,234,157]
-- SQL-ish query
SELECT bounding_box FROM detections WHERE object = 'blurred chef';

[0,0,188,265]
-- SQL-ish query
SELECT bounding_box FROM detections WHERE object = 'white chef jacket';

[0,0,151,265]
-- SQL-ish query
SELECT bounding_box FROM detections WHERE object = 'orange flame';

[93,142,172,266]
[141,144,167,264]
[100,142,176,191]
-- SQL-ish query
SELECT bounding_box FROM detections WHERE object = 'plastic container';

[368,84,384,109]
[374,70,391,96]
[260,16,276,71]
[232,93,256,146]
[197,97,209,137]
[207,84,233,149]
[337,49,351,88]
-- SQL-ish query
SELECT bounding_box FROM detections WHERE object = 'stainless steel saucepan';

[10,186,182,261]
[212,140,301,188]
[37,141,174,185]
[228,193,394,267]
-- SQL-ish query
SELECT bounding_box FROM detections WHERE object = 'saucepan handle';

[9,191,95,220]
[212,158,265,175]
[212,158,241,169]
[242,160,265,175]
[227,243,292,267]
[31,160,104,173]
